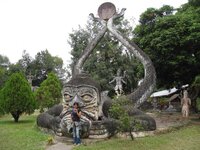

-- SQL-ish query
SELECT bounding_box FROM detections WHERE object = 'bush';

[108,96,142,140]
[35,72,62,112]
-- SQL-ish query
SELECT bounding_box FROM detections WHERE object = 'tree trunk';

[11,111,20,122]
[129,128,134,140]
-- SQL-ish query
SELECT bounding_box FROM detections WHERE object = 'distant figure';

[181,90,191,118]
[109,69,126,97]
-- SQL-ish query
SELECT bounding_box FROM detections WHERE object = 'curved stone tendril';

[73,7,156,108]
[107,15,156,108]
[73,26,107,75]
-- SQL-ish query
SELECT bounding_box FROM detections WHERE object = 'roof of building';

[150,84,189,98]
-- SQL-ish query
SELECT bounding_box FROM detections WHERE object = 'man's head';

[73,102,79,108]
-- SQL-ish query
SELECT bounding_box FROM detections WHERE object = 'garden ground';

[0,112,200,150]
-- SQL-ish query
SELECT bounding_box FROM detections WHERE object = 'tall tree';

[0,67,8,90]
[0,54,10,67]
[35,72,62,112]
[17,50,66,86]
[133,2,200,88]
[18,50,33,74]
[0,72,36,122]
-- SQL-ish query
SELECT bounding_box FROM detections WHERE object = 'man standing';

[71,102,82,145]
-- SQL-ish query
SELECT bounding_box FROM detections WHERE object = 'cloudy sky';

[0,0,188,66]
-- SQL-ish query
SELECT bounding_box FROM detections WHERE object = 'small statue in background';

[181,90,191,117]
[109,69,126,97]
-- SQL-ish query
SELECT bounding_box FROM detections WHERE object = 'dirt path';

[45,136,74,150]
[46,143,73,150]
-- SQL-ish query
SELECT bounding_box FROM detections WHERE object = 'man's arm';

[77,110,82,118]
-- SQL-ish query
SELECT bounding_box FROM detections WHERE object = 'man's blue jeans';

[73,121,81,144]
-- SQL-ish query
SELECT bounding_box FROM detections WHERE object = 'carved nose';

[69,95,84,107]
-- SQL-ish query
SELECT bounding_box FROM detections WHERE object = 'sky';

[0,0,188,67]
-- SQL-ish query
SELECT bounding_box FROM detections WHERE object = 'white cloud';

[0,0,188,66]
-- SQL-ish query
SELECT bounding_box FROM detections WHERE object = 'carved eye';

[81,94,93,102]
[64,94,72,102]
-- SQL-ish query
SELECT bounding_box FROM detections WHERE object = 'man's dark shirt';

[71,108,81,122]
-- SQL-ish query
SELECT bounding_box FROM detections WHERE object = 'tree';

[133,2,200,88]
[0,54,10,67]
[68,16,140,95]
[17,50,66,86]
[0,72,36,122]
[0,67,6,90]
[189,74,200,112]
[18,50,33,74]
[35,72,62,112]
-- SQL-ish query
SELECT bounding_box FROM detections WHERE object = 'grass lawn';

[74,124,200,150]
[0,114,49,150]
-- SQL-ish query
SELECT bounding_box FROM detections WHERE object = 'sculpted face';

[63,85,100,120]
[60,83,101,137]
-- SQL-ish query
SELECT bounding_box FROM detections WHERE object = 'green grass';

[74,125,200,150]
[0,114,49,150]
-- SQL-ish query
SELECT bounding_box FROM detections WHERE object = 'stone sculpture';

[37,2,157,138]
[109,69,126,96]
[181,90,191,117]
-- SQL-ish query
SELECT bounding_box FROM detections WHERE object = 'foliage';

[191,74,200,111]
[196,97,200,111]
[35,72,62,112]
[0,89,5,115]
[68,16,141,95]
[108,96,142,140]
[0,72,36,122]
[0,114,49,150]
[17,50,66,86]
[47,136,55,145]
[0,67,7,90]
[192,74,200,88]
[133,2,200,88]
[0,54,10,66]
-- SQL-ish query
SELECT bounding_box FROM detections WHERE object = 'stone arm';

[113,8,126,19]
[181,98,183,106]
[121,77,126,84]
[60,108,70,119]
[37,104,63,133]
[89,13,102,23]
[109,77,116,84]
[188,98,191,106]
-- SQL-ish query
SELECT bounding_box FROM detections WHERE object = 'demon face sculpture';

[59,73,105,137]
